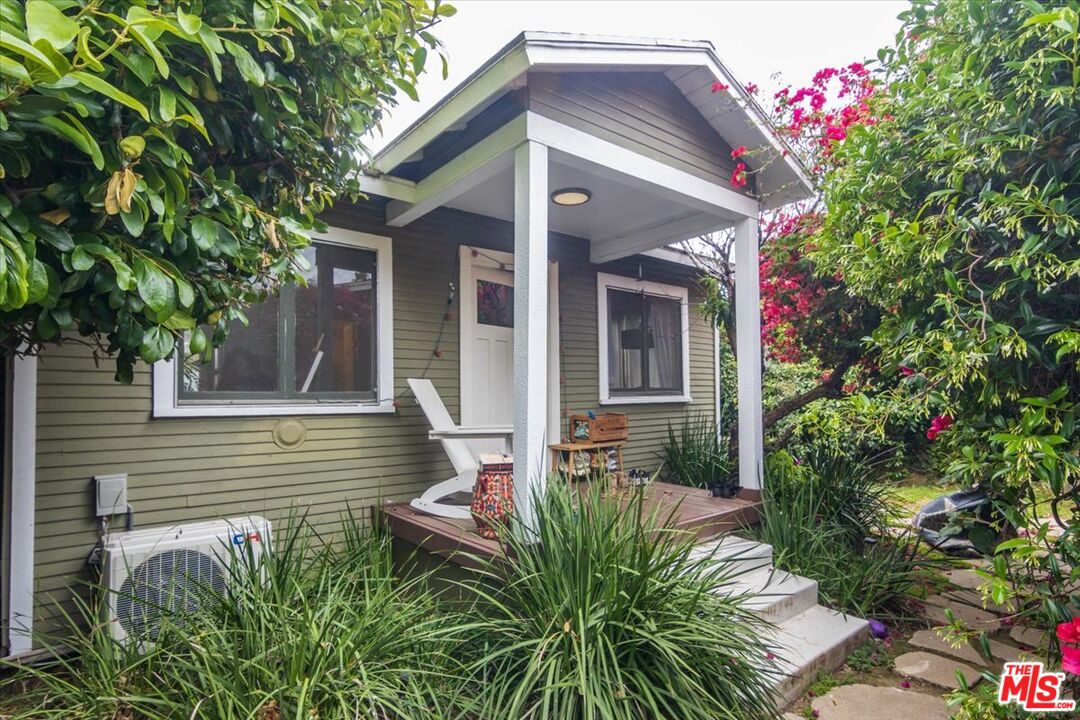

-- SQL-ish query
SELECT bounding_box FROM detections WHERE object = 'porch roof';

[359,32,814,265]
[369,31,813,210]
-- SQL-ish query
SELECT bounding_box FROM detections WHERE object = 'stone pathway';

[810,684,950,720]
[788,565,1047,719]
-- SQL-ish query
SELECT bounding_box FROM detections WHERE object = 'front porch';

[358,31,815,527]
[380,480,761,569]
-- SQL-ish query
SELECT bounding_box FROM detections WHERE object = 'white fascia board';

[591,211,728,265]
[527,112,758,219]
[385,114,527,227]
[357,175,416,204]
[640,247,697,268]
[375,44,530,173]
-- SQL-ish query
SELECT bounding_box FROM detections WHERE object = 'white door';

[460,247,561,457]
[465,262,515,451]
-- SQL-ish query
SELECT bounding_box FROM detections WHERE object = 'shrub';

[458,482,782,720]
[5,514,463,719]
[661,412,731,488]
[752,451,930,618]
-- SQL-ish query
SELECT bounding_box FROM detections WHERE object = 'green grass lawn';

[891,473,959,517]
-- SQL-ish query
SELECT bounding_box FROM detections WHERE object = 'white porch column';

[8,353,37,656]
[512,140,549,531]
[734,216,764,491]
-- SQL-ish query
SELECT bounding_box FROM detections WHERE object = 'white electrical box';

[95,473,128,517]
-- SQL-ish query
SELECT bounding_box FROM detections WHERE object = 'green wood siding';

[527,71,754,195]
[30,201,718,637]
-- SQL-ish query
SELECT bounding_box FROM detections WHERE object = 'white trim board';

[596,272,692,406]
[153,228,396,418]
[385,114,526,227]
[6,353,36,658]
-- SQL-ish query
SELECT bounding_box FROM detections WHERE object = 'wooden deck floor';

[379,482,761,569]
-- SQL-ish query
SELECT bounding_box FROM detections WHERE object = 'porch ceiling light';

[550,187,591,206]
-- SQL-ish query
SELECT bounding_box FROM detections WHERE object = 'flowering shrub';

[814,0,1079,633]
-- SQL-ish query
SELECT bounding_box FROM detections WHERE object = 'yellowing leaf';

[104,171,122,215]
[118,168,138,213]
[38,208,70,225]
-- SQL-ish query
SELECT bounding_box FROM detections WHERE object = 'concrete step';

[693,536,870,710]
[691,534,774,576]
[769,605,870,705]
[726,567,820,624]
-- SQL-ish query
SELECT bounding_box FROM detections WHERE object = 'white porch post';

[8,353,37,656]
[512,140,549,531]
[734,216,764,491]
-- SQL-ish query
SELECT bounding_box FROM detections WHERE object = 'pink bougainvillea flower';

[1062,645,1080,675]
[745,82,758,94]
[730,161,748,188]
[926,414,954,441]
[1057,617,1080,644]
[711,81,729,93]
[731,145,747,159]
[899,680,911,689]
[900,366,915,376]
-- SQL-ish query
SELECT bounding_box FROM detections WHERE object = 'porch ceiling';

[443,154,734,263]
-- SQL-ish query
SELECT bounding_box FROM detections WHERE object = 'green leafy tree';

[0,0,453,381]
[814,0,1078,629]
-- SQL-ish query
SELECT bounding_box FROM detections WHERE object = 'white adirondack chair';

[407,378,513,519]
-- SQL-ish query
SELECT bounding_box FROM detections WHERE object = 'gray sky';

[371,0,908,151]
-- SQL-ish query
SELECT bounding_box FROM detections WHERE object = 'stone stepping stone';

[942,586,1014,614]
[1009,624,1045,649]
[942,567,988,591]
[909,628,988,666]
[923,596,1001,627]
[811,684,949,720]
[989,638,1034,663]
[894,651,982,689]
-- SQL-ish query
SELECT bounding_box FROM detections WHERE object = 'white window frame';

[597,272,691,406]
[152,227,395,418]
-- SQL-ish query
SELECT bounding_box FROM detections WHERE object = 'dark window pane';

[607,289,644,391]
[179,296,280,395]
[646,296,682,391]
[477,279,513,327]
[294,245,377,394]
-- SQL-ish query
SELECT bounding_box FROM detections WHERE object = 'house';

[1,32,813,658]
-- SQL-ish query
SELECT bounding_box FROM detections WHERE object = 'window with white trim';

[597,273,690,405]
[153,228,394,417]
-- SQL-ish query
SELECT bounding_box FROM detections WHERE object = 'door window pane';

[477,279,513,328]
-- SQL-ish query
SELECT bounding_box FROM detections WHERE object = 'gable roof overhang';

[368,31,814,211]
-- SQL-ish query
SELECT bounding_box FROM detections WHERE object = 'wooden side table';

[549,441,625,483]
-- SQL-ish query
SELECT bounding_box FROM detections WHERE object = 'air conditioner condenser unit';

[100,515,271,644]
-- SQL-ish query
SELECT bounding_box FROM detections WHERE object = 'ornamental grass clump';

[751,450,932,619]
[4,513,464,720]
[457,481,782,720]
